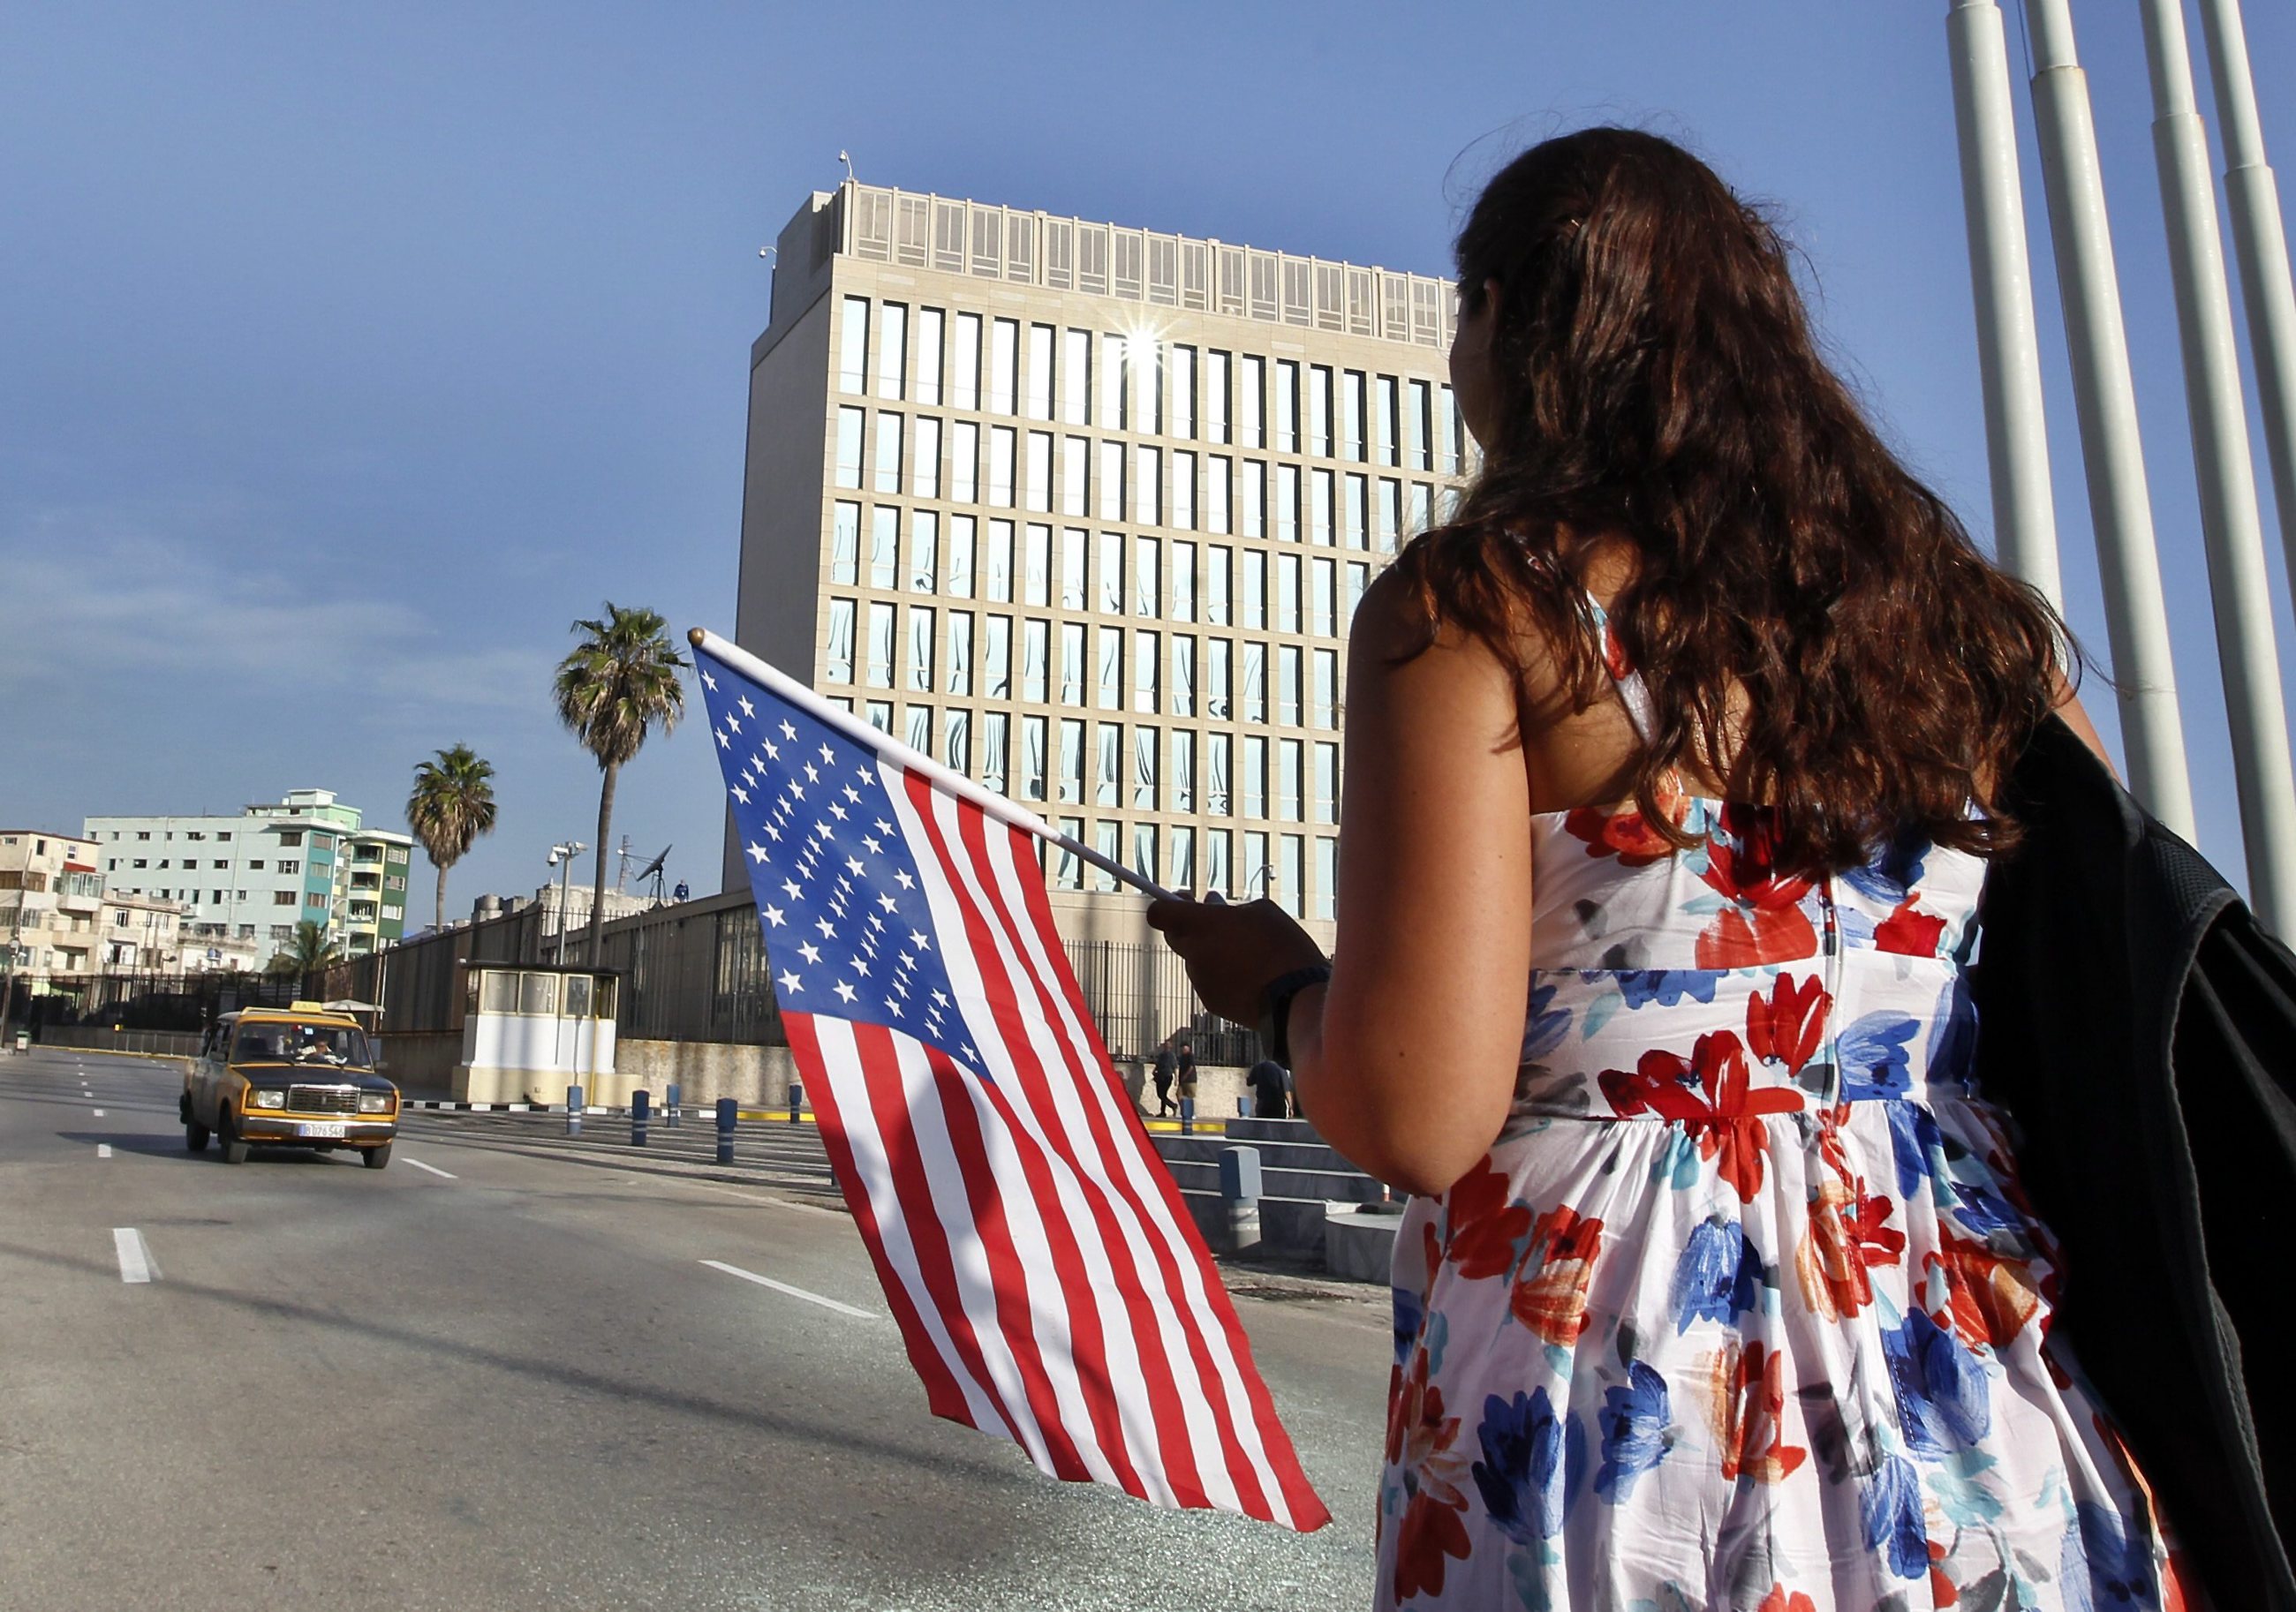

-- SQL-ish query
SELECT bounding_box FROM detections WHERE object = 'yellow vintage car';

[181,1003,400,1169]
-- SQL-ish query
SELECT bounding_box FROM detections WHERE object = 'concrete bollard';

[1179,1096,1196,1136]
[788,1079,805,1124]
[631,1088,650,1147]
[567,1085,583,1138]
[665,1081,682,1128]
[715,1096,736,1165]
[1218,1144,1263,1202]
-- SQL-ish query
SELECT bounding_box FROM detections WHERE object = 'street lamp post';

[546,842,586,964]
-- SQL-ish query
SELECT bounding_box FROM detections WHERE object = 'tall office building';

[729,182,1471,945]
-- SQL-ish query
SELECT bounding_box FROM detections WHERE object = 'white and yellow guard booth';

[454,963,619,1106]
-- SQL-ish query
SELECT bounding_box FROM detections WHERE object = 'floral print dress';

[1376,600,2188,1612]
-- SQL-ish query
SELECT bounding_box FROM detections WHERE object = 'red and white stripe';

[781,756,1328,1532]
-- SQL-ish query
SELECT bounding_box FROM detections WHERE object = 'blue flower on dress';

[1469,1387,1585,1545]
[1392,1286,1424,1370]
[1522,981,1572,1063]
[1947,1179,2022,1238]
[2059,1501,2162,1610]
[1604,968,1721,1011]
[1860,1452,1930,1580]
[1883,1308,1991,1458]
[1842,832,1930,907]
[1838,1011,1921,1101]
[1886,1101,1946,1198]
[1667,1217,1764,1334]
[1927,973,1980,1090]
[1594,1360,1672,1504]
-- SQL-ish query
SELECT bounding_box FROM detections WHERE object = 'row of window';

[838,298,1463,471]
[825,605,1344,731]
[107,855,313,875]
[789,697,1342,833]
[113,886,327,908]
[831,408,1452,544]
[829,508,1374,633]
[99,826,331,849]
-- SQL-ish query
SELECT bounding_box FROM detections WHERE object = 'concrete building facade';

[0,830,106,990]
[728,181,1472,945]
[85,789,412,962]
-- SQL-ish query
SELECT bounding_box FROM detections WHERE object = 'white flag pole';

[692,629,1180,904]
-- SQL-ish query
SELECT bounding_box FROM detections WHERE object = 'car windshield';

[230,1021,371,1068]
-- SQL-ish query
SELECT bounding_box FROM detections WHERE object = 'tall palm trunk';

[434,862,449,933]
[587,761,618,966]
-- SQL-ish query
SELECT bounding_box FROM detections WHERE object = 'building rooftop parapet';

[770,180,1456,354]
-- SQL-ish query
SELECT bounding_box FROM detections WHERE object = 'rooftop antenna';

[614,834,635,893]
[838,149,856,185]
[633,846,671,903]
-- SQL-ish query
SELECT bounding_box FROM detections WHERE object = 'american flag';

[691,630,1328,1532]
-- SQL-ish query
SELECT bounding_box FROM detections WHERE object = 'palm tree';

[554,603,685,966]
[268,919,343,978]
[406,744,499,932]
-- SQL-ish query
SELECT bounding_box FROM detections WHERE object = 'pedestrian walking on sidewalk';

[1245,1058,1288,1119]
[1172,1032,1197,1112]
[1150,128,2224,1610]
[1150,1034,1177,1117]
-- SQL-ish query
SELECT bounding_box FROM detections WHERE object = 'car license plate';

[298,1122,347,1139]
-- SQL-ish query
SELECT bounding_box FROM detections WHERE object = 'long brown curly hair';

[1393,127,2067,876]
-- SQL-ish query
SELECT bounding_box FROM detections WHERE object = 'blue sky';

[4,1,2293,914]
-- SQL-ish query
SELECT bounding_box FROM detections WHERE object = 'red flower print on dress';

[1798,1173,1907,1322]
[1757,1587,1818,1612]
[1444,1157,1533,1280]
[1927,1539,1960,1606]
[1875,898,1948,957]
[1925,1231,2042,1350]
[1746,972,1830,1074]
[1510,1204,1605,1345]
[1696,817,1817,966]
[1563,771,1688,868]
[1598,1031,1801,1201]
[1708,1338,1808,1484]
[1386,1345,1473,1602]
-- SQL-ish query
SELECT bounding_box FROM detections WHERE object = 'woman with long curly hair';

[1150,128,2187,1609]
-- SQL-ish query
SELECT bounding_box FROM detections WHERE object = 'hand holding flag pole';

[690,629,1178,903]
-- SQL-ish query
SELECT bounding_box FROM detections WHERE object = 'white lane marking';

[700,1260,875,1320]
[404,1157,457,1179]
[92,1109,104,1117]
[112,1228,157,1284]
[96,1144,113,1159]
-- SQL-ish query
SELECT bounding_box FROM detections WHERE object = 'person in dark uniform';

[1151,1035,1178,1116]
[1246,1058,1290,1119]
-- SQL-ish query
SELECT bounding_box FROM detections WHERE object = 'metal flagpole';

[2194,0,2296,597]
[2020,0,2198,839]
[2139,0,2296,931]
[691,629,1180,903]
[1948,0,2064,608]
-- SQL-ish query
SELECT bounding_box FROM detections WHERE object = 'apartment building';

[84,788,413,960]
[0,830,106,989]
[729,181,1471,944]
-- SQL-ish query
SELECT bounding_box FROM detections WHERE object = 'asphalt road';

[0,1049,1393,1611]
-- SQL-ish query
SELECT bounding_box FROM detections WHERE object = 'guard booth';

[454,963,618,1105]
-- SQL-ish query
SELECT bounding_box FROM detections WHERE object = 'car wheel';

[361,1142,392,1171]
[185,1117,210,1153]
[220,1111,250,1165]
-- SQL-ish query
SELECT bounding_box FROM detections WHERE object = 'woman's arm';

[2050,665,2118,779]
[1150,573,1536,1197]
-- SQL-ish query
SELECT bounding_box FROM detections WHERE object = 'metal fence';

[7,893,1252,1068]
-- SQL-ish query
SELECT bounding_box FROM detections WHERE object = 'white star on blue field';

[697,650,984,1074]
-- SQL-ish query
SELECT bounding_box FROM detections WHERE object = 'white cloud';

[0,504,553,713]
